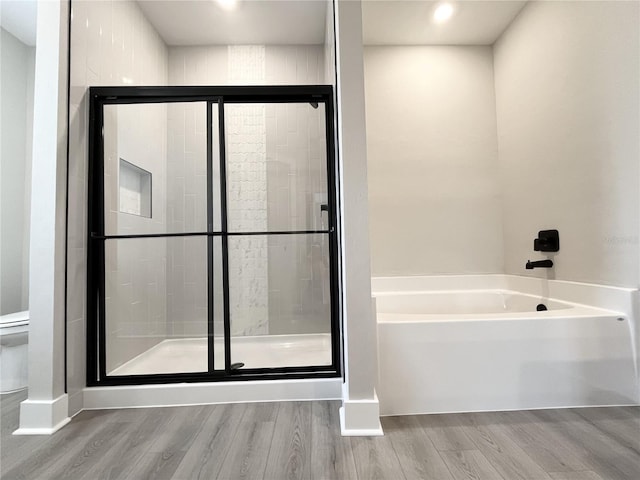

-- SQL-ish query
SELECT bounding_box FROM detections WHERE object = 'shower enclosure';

[87,86,339,386]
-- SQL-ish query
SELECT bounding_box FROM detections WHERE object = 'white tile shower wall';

[323,2,336,86]
[103,102,168,374]
[166,47,223,339]
[227,108,269,335]
[166,45,327,337]
[494,1,639,288]
[168,46,228,86]
[320,0,337,331]
[227,46,268,336]
[166,42,224,341]
[265,46,324,85]
[67,0,168,412]
[364,46,503,276]
[165,102,208,338]
[321,0,336,332]
[168,45,324,87]
[265,103,330,335]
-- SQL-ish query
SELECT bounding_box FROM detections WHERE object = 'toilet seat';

[0,311,29,337]
[0,320,29,328]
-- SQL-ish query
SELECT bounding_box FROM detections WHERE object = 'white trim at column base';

[14,394,71,435]
[340,392,383,436]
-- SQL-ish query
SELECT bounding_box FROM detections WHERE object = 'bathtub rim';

[373,288,626,323]
[371,274,637,313]
[377,308,625,324]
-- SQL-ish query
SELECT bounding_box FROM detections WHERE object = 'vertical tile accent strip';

[227,46,269,336]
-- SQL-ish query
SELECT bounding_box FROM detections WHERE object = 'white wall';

[364,46,502,276]
[0,28,35,315]
[494,1,640,287]
[67,0,168,414]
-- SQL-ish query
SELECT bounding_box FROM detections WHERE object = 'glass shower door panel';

[104,236,209,376]
[224,102,329,233]
[90,87,336,385]
[211,236,226,371]
[102,102,209,236]
[227,234,332,369]
[209,102,223,232]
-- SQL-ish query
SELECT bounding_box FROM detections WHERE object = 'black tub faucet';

[526,259,553,269]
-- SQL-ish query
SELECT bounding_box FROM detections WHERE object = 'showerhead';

[309,102,319,109]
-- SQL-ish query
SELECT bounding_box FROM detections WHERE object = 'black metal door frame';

[87,85,340,386]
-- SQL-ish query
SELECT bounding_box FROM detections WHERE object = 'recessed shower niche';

[119,159,151,218]
[88,86,339,386]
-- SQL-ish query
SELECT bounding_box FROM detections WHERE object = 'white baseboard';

[83,377,342,410]
[14,394,70,435]
[340,392,383,436]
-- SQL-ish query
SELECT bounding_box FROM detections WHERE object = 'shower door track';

[86,86,340,387]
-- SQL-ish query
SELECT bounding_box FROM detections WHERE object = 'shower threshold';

[109,333,332,377]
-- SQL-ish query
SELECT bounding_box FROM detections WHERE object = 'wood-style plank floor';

[1,390,638,479]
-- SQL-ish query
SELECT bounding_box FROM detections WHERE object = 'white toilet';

[0,311,29,394]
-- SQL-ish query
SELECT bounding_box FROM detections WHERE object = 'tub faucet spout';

[526,259,553,269]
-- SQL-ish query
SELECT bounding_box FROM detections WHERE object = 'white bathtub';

[374,276,639,416]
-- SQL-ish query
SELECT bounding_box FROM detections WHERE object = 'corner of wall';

[335,0,381,434]
[21,0,69,433]
[632,289,640,403]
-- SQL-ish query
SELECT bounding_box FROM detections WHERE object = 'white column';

[335,0,383,436]
[15,0,70,435]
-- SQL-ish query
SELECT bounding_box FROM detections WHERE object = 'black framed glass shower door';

[87,86,339,386]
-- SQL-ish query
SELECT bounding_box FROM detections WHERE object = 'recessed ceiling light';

[433,3,455,23]
[217,0,237,11]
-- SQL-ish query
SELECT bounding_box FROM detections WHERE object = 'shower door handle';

[320,204,330,230]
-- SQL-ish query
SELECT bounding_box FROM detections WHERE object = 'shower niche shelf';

[119,158,151,218]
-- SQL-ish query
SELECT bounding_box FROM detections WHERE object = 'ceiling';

[136,0,328,46]
[137,0,526,47]
[0,0,528,49]
[1,0,37,46]
[362,1,528,46]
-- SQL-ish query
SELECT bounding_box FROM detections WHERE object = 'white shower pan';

[109,333,332,376]
[83,332,341,410]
